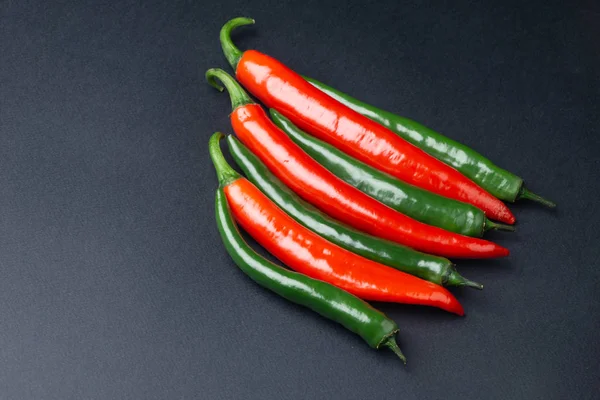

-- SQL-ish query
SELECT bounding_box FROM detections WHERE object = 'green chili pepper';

[270,109,513,238]
[214,163,406,364]
[304,76,555,208]
[227,134,482,289]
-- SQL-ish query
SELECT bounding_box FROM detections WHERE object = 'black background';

[2,1,599,399]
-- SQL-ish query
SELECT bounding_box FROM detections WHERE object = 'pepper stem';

[462,279,484,290]
[209,132,241,186]
[220,17,255,70]
[382,337,407,365]
[206,68,255,111]
[518,186,556,208]
[484,219,516,233]
[443,266,484,290]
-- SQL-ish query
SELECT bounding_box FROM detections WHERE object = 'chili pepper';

[209,131,465,316]
[206,67,509,259]
[270,109,514,237]
[212,164,407,364]
[227,133,482,289]
[304,76,556,208]
[219,17,516,225]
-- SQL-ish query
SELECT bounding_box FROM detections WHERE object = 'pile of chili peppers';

[206,17,555,366]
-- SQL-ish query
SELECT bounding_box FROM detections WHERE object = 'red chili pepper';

[220,17,516,225]
[206,68,509,259]
[219,165,465,316]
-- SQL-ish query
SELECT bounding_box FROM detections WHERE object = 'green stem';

[206,68,255,111]
[518,186,556,208]
[484,219,516,233]
[209,132,241,186]
[382,337,407,365]
[220,17,255,70]
[443,266,484,290]
[462,279,484,290]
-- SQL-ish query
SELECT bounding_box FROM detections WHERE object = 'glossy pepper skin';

[206,67,509,259]
[305,76,556,208]
[270,109,515,237]
[213,170,407,363]
[227,134,482,289]
[219,17,516,225]
[209,132,465,315]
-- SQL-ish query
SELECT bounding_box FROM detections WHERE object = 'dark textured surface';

[1,1,599,398]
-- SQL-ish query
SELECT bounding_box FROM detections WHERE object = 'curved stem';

[220,17,255,70]
[383,337,407,365]
[484,219,516,232]
[209,132,241,186]
[205,68,255,111]
[518,186,556,208]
